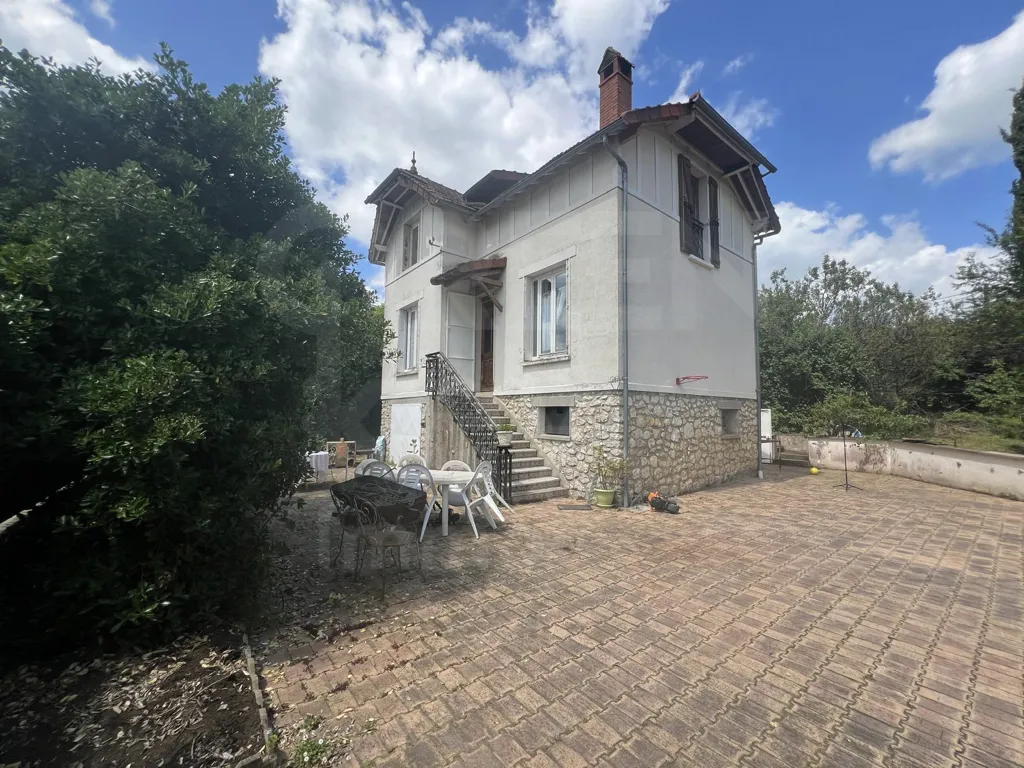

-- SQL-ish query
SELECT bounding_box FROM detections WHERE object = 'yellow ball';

[809,467,819,475]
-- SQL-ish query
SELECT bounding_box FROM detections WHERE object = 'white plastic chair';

[354,459,374,476]
[397,453,426,468]
[450,461,513,538]
[395,464,438,542]
[362,460,395,479]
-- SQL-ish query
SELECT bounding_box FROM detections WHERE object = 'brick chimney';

[598,47,633,129]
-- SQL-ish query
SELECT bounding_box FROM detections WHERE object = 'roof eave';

[690,96,776,174]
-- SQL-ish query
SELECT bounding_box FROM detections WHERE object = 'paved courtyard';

[258,470,1024,767]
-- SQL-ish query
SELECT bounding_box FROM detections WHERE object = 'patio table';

[330,475,427,528]
[430,470,475,538]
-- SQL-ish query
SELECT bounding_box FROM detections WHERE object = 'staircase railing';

[425,352,512,501]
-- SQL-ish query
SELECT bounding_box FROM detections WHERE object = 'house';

[366,47,780,504]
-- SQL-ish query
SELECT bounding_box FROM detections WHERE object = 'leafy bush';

[0,47,381,655]
[785,393,929,440]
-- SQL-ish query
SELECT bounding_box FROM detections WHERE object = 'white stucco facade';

[623,127,758,400]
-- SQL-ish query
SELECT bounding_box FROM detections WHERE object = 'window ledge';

[540,434,572,442]
[396,368,419,378]
[721,433,742,440]
[522,353,570,367]
[687,254,714,270]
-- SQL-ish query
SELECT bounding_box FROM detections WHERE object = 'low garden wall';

[807,438,1024,501]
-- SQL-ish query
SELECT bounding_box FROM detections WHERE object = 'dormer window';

[402,216,420,271]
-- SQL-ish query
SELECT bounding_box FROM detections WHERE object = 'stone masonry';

[629,391,758,497]
[500,390,757,500]
[500,392,623,499]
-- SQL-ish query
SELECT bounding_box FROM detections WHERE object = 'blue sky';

[5,0,1024,297]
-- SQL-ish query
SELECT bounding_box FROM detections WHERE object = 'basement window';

[543,406,570,438]
[721,408,741,436]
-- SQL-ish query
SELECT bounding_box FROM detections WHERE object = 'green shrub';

[0,47,380,656]
[793,393,929,440]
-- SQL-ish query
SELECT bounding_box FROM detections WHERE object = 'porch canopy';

[430,257,507,311]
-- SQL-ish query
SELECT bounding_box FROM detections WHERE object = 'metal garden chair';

[352,497,424,597]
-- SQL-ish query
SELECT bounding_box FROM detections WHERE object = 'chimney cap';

[598,47,633,76]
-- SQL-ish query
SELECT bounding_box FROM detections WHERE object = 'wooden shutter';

[708,177,720,267]
[402,224,411,269]
[677,154,693,253]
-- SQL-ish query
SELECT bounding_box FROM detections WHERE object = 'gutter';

[601,136,630,508]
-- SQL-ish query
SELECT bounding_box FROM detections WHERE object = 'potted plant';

[591,445,628,508]
[495,422,515,447]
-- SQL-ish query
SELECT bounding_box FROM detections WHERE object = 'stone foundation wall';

[499,390,756,500]
[379,400,391,456]
[499,391,623,499]
[629,392,757,496]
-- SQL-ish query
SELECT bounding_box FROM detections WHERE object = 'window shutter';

[402,224,411,269]
[678,154,693,253]
[708,177,720,267]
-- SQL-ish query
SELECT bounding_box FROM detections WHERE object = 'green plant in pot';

[591,445,628,508]
[495,421,515,447]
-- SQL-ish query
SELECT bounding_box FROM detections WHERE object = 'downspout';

[751,236,764,479]
[602,136,630,507]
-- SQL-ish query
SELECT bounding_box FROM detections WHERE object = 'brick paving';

[257,470,1024,767]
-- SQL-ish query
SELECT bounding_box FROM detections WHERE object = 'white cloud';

[668,60,703,103]
[722,53,752,76]
[0,0,147,74]
[719,92,777,139]
[90,0,114,26]
[260,0,675,246]
[869,11,1024,181]
[759,201,1001,297]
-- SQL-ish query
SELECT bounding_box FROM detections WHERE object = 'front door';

[480,299,494,391]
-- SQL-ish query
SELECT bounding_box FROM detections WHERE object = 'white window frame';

[397,303,419,373]
[527,264,569,360]
[402,216,420,271]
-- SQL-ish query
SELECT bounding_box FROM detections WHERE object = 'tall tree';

[953,79,1024,370]
[0,46,385,652]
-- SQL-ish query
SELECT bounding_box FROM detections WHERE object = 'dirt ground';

[0,631,263,768]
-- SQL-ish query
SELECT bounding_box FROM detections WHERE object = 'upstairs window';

[531,266,568,357]
[397,303,418,372]
[677,155,703,260]
[402,217,419,271]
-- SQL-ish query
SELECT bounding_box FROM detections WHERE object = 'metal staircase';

[424,352,513,500]
[424,352,568,505]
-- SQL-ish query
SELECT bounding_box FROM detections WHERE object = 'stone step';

[511,465,556,480]
[511,475,563,491]
[509,447,538,458]
[512,486,570,505]
[509,439,532,449]
[476,394,494,403]
[511,457,546,468]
